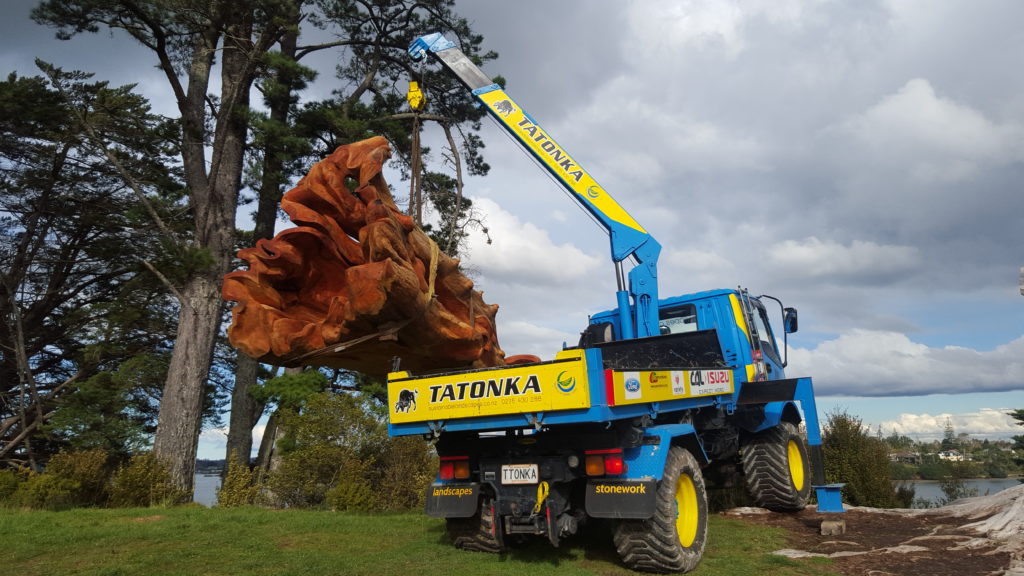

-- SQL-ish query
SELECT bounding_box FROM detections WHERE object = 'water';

[906,477,1020,508]
[193,473,220,506]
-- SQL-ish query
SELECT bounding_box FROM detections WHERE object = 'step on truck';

[387,33,843,574]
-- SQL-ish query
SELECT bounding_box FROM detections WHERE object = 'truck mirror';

[784,308,798,334]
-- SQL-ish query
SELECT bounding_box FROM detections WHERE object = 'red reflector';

[604,455,625,475]
[752,349,763,363]
[439,461,454,480]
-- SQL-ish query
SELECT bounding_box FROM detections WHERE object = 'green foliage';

[822,410,902,507]
[266,391,433,511]
[0,469,20,502]
[216,453,263,507]
[937,476,978,505]
[9,472,81,510]
[45,356,165,458]
[0,66,183,466]
[108,452,189,508]
[894,482,916,508]
[889,462,916,480]
[4,449,112,510]
[918,460,951,480]
[251,369,328,409]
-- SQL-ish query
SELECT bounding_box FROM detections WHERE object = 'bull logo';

[394,388,418,413]
[493,99,515,116]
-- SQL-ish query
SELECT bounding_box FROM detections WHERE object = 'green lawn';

[1,506,838,576]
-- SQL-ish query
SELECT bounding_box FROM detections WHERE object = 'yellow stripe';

[730,294,750,343]
[478,89,646,233]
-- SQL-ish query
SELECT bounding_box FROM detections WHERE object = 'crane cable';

[407,63,427,225]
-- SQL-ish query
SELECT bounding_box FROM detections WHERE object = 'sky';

[3,1,1022,459]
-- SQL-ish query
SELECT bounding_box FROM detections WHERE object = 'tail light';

[584,449,626,476]
[440,456,470,480]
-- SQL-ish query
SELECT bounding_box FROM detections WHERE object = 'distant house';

[889,451,921,464]
[938,449,966,462]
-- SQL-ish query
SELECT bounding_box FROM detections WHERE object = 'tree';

[32,1,497,491]
[33,0,297,492]
[941,417,956,451]
[224,0,497,468]
[822,410,904,507]
[0,68,181,468]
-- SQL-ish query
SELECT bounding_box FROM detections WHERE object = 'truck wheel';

[446,499,506,553]
[742,421,811,511]
[613,447,708,573]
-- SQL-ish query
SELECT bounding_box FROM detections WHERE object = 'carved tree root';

[223,136,504,377]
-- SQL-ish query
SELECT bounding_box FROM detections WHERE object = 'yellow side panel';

[609,369,734,406]
[387,350,590,424]
[477,89,646,234]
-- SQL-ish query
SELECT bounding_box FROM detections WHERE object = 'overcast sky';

[3,1,1021,454]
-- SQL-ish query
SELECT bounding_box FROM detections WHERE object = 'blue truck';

[386,33,842,573]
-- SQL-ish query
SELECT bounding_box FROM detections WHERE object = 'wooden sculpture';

[222,136,506,377]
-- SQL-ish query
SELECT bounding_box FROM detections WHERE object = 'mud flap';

[585,480,658,519]
[425,482,480,518]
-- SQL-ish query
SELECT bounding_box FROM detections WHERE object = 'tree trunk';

[154,2,261,492]
[224,21,299,468]
[152,273,224,492]
[225,354,262,469]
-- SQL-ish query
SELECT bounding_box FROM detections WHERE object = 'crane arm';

[410,33,662,339]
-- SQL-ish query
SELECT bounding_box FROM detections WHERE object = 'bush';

[217,454,263,507]
[0,469,22,502]
[325,478,377,512]
[109,452,189,507]
[9,472,80,510]
[46,449,112,506]
[265,391,435,510]
[374,436,435,511]
[4,450,112,510]
[823,410,901,507]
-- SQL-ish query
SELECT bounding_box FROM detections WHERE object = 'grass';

[1,506,840,576]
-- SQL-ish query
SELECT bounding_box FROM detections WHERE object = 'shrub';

[109,452,189,507]
[822,410,901,507]
[217,454,262,507]
[0,469,21,502]
[325,478,377,512]
[374,436,434,511]
[9,472,80,510]
[45,449,112,506]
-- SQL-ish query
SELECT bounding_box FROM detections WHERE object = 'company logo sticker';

[586,185,602,199]
[623,371,642,400]
[556,370,576,393]
[394,388,418,413]
[493,100,515,116]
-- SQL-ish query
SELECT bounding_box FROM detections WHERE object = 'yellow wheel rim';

[674,473,698,548]
[787,440,805,491]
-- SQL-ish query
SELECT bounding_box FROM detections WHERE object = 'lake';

[194,473,220,506]
[905,477,1021,508]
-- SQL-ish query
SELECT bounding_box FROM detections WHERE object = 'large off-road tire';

[613,447,708,574]
[742,421,811,511]
[446,499,506,553]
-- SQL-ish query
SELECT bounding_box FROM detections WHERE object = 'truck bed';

[387,330,738,436]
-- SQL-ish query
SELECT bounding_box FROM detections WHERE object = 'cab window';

[659,304,698,335]
[751,303,780,360]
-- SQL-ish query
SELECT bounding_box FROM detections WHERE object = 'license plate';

[501,464,538,484]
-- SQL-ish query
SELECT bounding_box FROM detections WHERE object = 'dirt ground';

[728,506,1012,576]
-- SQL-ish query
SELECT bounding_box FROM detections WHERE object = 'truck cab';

[584,288,796,386]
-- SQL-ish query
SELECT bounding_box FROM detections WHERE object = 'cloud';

[497,321,578,359]
[880,409,1021,441]
[463,197,602,288]
[836,78,1024,183]
[767,237,921,285]
[790,330,1024,396]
